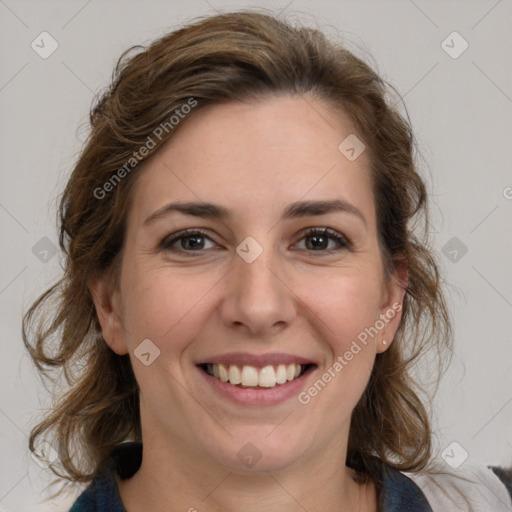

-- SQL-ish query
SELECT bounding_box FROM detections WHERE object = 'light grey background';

[1,0,511,510]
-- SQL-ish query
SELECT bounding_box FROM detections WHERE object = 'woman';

[22,10,512,512]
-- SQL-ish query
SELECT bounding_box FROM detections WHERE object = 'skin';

[90,94,406,512]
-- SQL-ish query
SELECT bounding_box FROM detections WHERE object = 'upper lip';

[195,352,316,367]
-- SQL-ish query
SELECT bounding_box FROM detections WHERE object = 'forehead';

[128,95,374,228]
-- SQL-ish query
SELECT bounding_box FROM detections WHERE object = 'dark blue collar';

[380,461,433,511]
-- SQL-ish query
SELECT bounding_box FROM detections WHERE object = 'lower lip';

[197,366,316,406]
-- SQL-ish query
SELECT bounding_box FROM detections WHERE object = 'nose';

[220,238,297,337]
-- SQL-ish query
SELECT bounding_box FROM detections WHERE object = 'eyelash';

[159,227,351,256]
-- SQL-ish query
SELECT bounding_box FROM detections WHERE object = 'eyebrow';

[143,199,367,227]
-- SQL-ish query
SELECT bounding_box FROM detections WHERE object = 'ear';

[88,272,128,355]
[376,257,408,354]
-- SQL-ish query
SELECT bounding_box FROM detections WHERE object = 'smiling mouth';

[198,363,315,389]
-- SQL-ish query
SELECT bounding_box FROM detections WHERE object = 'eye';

[293,227,351,254]
[160,229,218,254]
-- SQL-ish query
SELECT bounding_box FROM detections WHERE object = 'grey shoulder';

[401,459,512,512]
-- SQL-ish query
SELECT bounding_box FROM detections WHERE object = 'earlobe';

[88,274,128,355]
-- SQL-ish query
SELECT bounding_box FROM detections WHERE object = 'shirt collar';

[379,461,433,511]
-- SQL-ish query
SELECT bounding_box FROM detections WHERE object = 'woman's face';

[93,94,404,472]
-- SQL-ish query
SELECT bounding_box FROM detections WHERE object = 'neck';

[117,432,377,512]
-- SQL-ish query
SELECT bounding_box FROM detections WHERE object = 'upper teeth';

[206,363,303,388]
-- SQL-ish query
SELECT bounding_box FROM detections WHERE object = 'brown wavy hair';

[22,9,452,495]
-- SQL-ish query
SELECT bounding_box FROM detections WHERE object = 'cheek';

[303,278,380,410]
[300,269,383,347]
[120,264,216,353]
